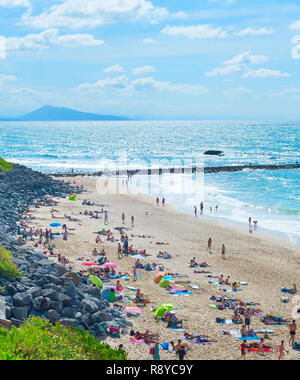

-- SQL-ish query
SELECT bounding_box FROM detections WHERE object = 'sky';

[1,0,300,119]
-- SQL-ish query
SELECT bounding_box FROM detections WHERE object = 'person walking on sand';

[221,244,227,260]
[122,212,125,224]
[278,341,289,360]
[156,197,159,207]
[207,238,212,253]
[162,197,165,207]
[200,202,204,215]
[194,206,197,217]
[289,320,297,346]
[104,211,109,225]
[131,216,134,228]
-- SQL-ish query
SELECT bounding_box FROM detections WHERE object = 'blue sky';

[1,0,300,119]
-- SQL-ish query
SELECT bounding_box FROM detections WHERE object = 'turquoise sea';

[0,120,299,246]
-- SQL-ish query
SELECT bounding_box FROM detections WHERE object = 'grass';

[0,157,14,173]
[0,317,128,360]
[0,244,21,280]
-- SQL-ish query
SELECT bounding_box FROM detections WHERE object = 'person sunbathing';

[116,281,123,291]
[167,313,183,328]
[232,311,243,324]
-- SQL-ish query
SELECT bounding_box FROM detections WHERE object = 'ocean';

[0,120,299,246]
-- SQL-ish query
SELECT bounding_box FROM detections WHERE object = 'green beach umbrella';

[89,275,103,288]
[99,226,110,231]
[69,194,77,201]
[154,303,174,317]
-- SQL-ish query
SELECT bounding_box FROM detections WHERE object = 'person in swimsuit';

[207,238,212,253]
[289,320,297,345]
[278,341,288,360]
[238,341,247,360]
[221,244,226,260]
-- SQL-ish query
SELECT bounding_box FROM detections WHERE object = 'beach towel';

[169,327,185,332]
[130,338,145,343]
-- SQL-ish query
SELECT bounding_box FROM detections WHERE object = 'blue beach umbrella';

[50,223,61,227]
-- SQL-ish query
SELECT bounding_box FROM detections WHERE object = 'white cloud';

[161,24,228,39]
[206,51,268,77]
[0,0,30,7]
[4,29,103,52]
[224,51,268,65]
[206,64,243,77]
[290,19,300,31]
[77,75,208,95]
[104,64,124,74]
[222,87,252,97]
[22,0,170,29]
[132,66,155,76]
[242,68,291,78]
[142,38,156,45]
[235,27,274,36]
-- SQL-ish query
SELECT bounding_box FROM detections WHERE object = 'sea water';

[0,120,299,246]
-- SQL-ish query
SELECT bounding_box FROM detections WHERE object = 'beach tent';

[89,275,103,288]
[159,279,170,288]
[154,272,167,284]
[154,303,174,317]
[69,194,77,201]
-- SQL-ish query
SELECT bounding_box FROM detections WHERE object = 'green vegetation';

[0,317,127,360]
[0,245,21,280]
[0,157,14,173]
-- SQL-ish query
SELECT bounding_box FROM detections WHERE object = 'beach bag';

[149,347,154,355]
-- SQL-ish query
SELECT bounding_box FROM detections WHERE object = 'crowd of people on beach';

[19,190,297,361]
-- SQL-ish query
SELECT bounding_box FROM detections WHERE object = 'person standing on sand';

[117,243,123,260]
[122,212,125,224]
[162,197,165,207]
[177,345,187,360]
[207,238,212,253]
[237,341,247,360]
[289,320,297,346]
[104,211,109,225]
[156,197,159,207]
[153,342,160,360]
[194,206,197,217]
[278,341,289,360]
[221,244,226,260]
[131,216,134,228]
[200,202,204,215]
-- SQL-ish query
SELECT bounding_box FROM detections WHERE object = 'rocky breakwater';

[0,162,75,234]
[0,161,133,339]
[0,240,132,339]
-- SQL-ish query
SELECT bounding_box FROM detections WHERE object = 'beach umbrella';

[99,226,110,231]
[102,262,118,268]
[50,222,61,227]
[82,261,98,267]
[69,194,77,201]
[154,272,167,284]
[89,275,103,288]
[159,279,170,288]
[154,303,174,317]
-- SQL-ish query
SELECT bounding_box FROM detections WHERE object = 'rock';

[81,299,100,314]
[12,293,33,307]
[61,272,81,286]
[11,306,28,320]
[45,309,60,323]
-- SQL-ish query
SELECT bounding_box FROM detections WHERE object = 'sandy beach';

[24,175,300,360]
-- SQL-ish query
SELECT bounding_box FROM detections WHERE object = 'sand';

[24,176,300,360]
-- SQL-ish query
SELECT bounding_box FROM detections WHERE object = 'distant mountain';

[0,106,130,121]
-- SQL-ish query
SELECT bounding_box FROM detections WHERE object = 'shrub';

[0,157,14,173]
[0,245,21,280]
[0,317,127,360]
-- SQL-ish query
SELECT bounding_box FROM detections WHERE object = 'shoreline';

[25,175,300,360]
